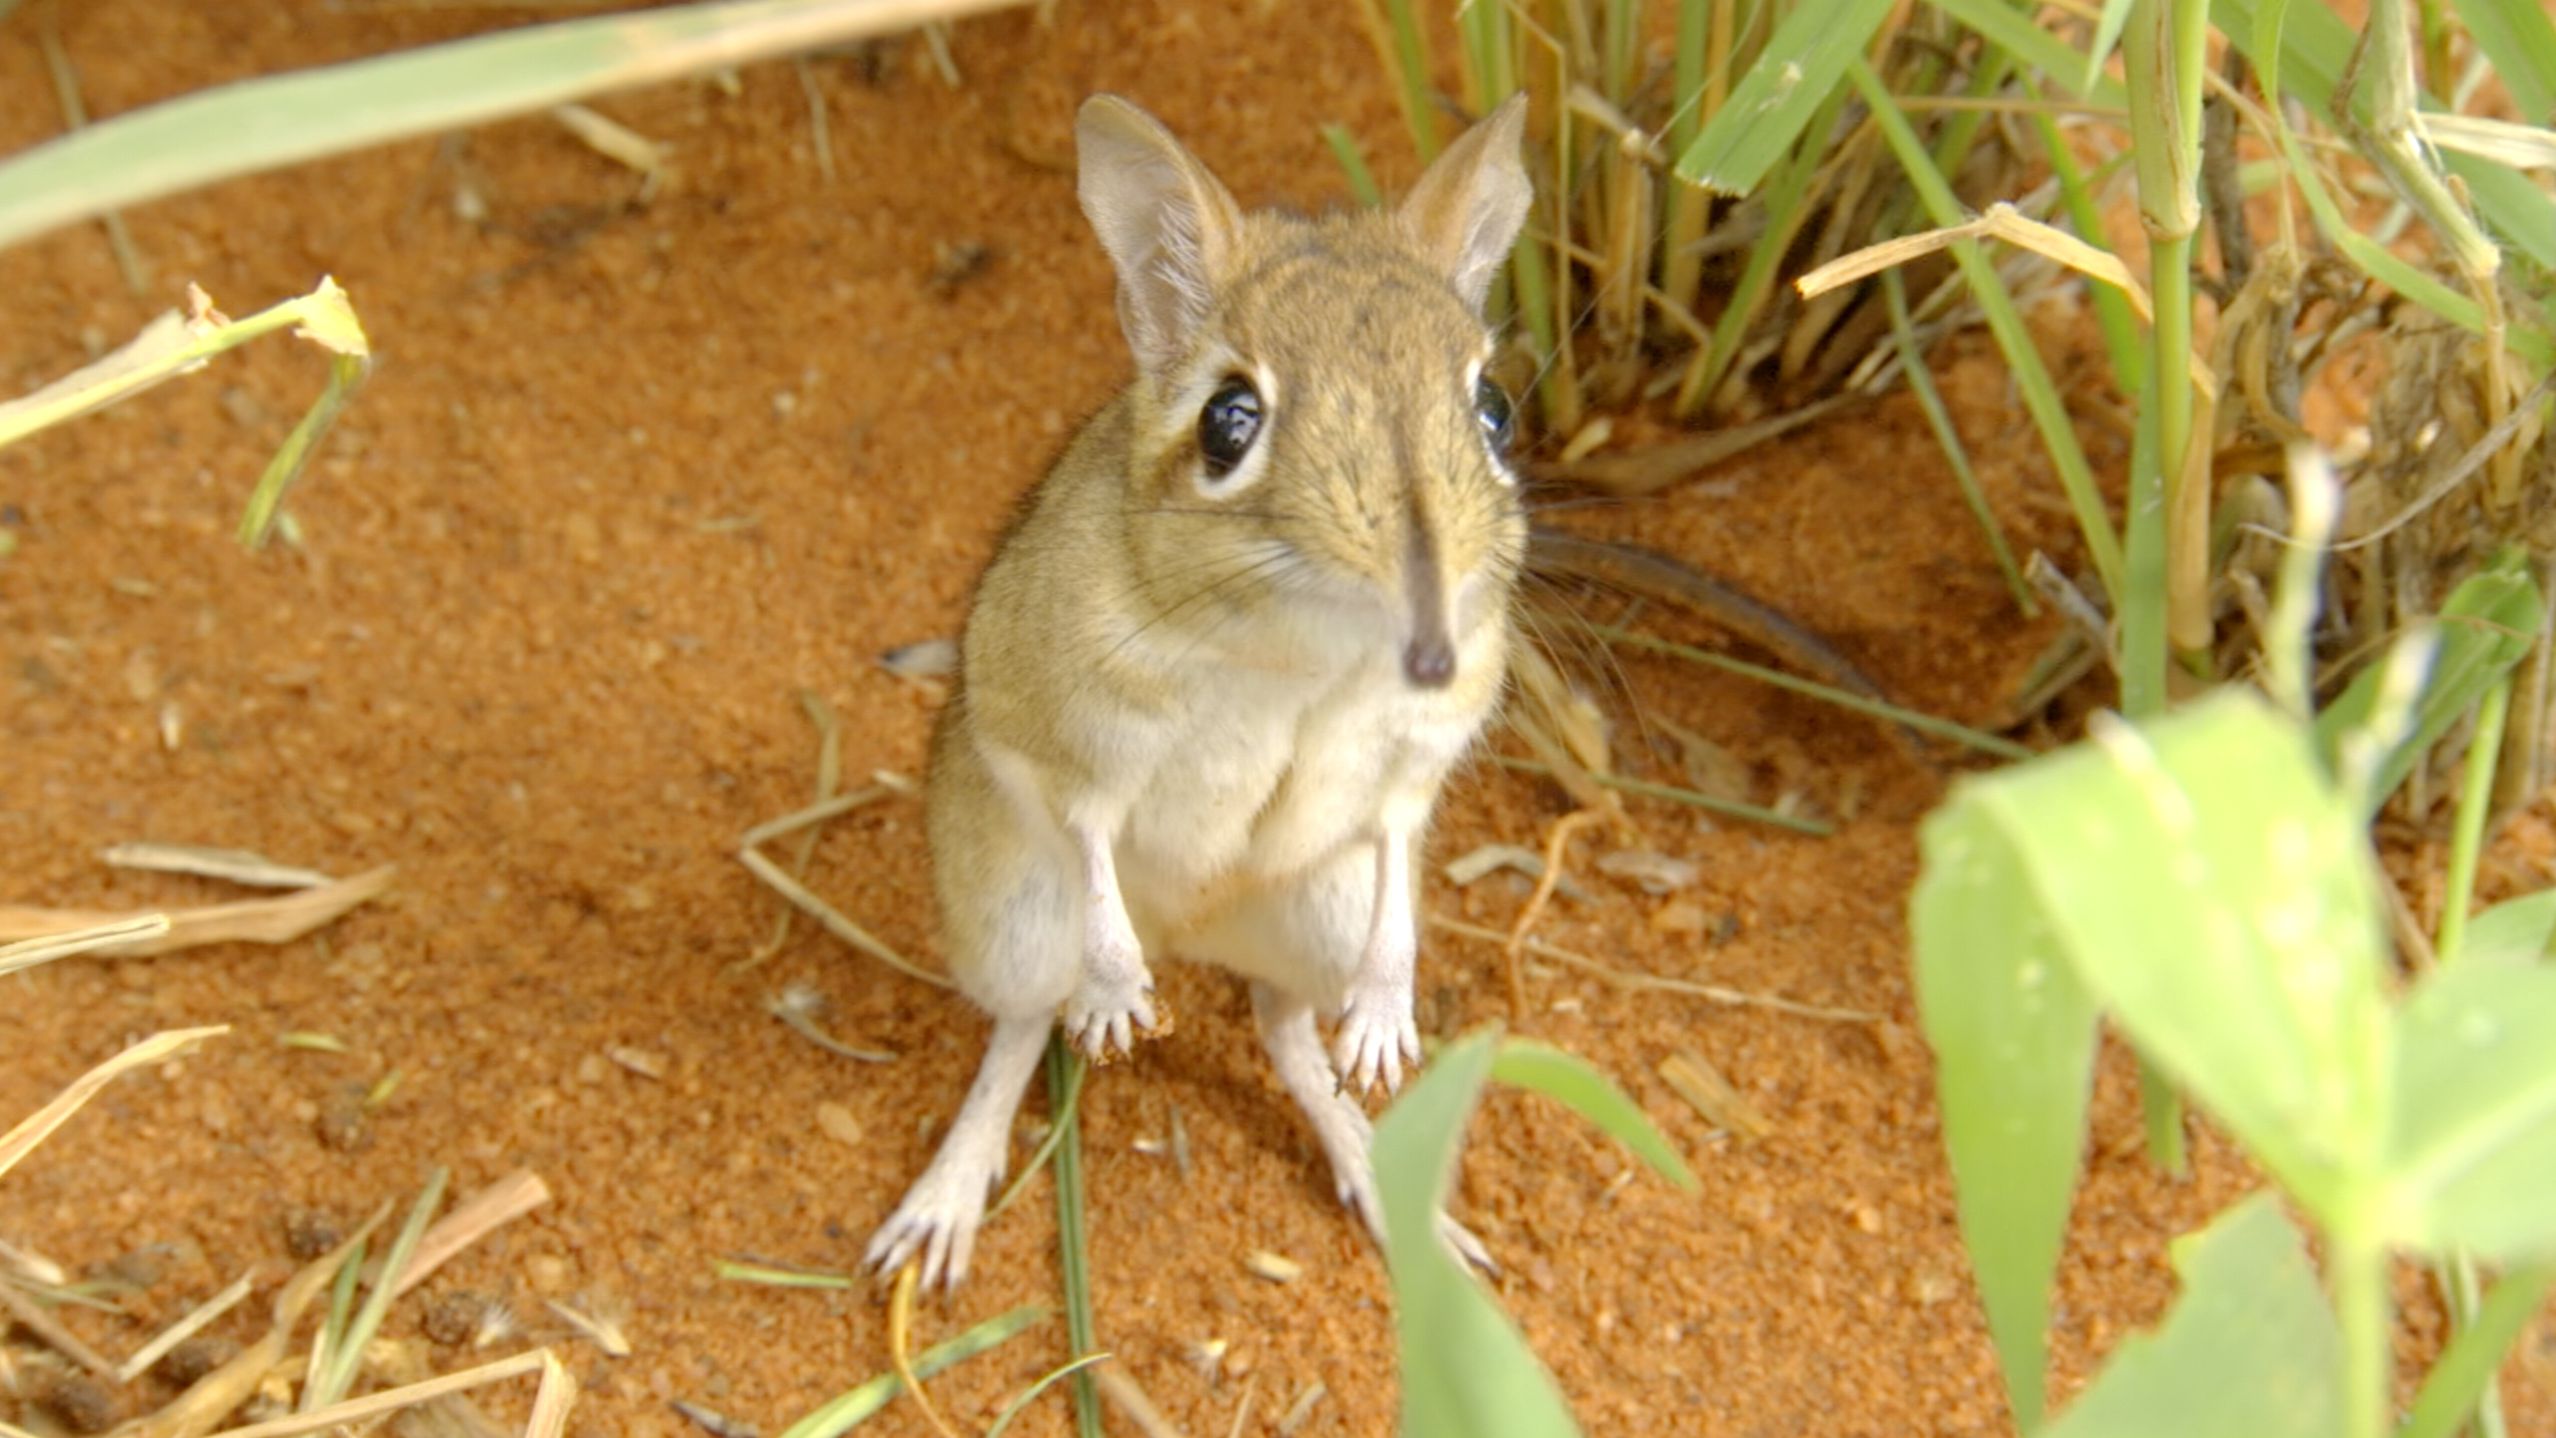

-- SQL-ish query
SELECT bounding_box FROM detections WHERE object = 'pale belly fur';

[1111,659,1460,946]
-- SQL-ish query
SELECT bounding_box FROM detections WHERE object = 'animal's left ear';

[1396,93,1533,316]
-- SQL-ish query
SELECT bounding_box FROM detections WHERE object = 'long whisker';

[1106,543,1301,662]
[1122,504,1289,522]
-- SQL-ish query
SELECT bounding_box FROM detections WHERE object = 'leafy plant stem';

[2149,228,2202,676]
[2428,673,2515,1438]
[2435,676,2511,967]
[2335,1230,2389,1438]
[2114,354,2186,1193]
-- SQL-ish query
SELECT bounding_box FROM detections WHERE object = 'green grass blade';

[1046,1036,1102,1438]
[2041,1197,2342,1438]
[0,0,1031,253]
[1320,123,1385,208]
[2447,0,2556,120]
[1911,793,2103,1432]
[2434,677,2511,966]
[1922,0,2128,107]
[239,353,368,548]
[989,1042,1085,1219]
[1594,624,2035,759]
[984,1353,1114,1438]
[1883,269,2037,617]
[1678,84,1851,411]
[2214,0,2556,283]
[1372,0,1440,161]
[2084,0,2141,91]
[2397,1263,2556,1438]
[314,1235,366,1407]
[1489,1041,1697,1191]
[773,1305,1049,1438]
[317,1167,448,1409]
[1603,0,1643,105]
[2025,97,2144,393]
[712,1260,857,1289]
[1849,61,2125,600]
[1491,754,1836,835]
[1674,0,1898,194]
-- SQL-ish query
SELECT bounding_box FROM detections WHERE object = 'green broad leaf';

[1674,0,1900,194]
[1950,691,2394,1214]
[2384,961,2556,1262]
[1376,1030,1584,1438]
[2313,550,2542,819]
[2461,889,2556,967]
[2041,1196,2341,1438]
[1911,803,2104,1432]
[1490,1041,1699,1193]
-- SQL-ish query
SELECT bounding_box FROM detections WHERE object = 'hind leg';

[862,1014,1049,1290]
[1249,981,1492,1272]
[866,733,1076,1291]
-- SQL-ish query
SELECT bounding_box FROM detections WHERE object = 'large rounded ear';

[1076,95,1246,377]
[1396,92,1532,316]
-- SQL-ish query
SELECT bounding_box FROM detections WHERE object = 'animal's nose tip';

[1403,636,1455,688]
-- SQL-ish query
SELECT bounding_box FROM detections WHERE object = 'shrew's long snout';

[1401,479,1457,690]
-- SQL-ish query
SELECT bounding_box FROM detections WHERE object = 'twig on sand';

[1430,916,1879,1023]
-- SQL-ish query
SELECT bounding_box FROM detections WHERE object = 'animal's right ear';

[1075,95,1245,377]
[1397,92,1532,316]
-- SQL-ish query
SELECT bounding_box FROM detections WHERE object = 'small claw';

[921,1226,950,1292]
[1063,978,1159,1064]
[1439,1213,1495,1274]
[1330,1001,1420,1096]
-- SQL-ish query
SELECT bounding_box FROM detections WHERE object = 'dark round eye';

[1474,374,1515,452]
[1198,377,1264,478]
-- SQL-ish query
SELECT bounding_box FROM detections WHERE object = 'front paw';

[1331,987,1421,1094]
[1063,966,1160,1062]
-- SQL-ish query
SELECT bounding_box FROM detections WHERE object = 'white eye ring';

[1466,358,1519,482]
